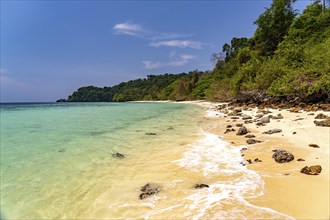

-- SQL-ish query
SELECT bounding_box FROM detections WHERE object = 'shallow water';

[0,102,292,219]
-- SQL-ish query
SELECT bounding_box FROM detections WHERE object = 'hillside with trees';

[60,0,329,103]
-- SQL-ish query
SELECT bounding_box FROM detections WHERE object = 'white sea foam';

[174,132,295,219]
[205,110,223,118]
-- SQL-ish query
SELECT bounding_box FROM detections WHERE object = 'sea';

[0,102,292,219]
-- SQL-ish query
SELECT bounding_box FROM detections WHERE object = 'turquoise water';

[0,102,202,219]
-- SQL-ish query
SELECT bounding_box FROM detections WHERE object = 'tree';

[253,0,297,56]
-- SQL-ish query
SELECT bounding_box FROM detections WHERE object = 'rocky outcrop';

[262,129,282,134]
[272,149,294,163]
[236,126,248,135]
[300,165,322,175]
[139,183,160,200]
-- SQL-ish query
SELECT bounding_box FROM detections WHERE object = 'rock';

[194,183,209,189]
[245,134,256,138]
[297,158,305,161]
[262,129,282,134]
[244,120,253,124]
[293,118,304,121]
[259,116,270,124]
[242,114,252,120]
[315,113,328,119]
[314,118,330,127]
[112,152,125,158]
[300,165,322,175]
[226,125,233,128]
[246,159,253,164]
[224,128,235,134]
[256,122,266,126]
[254,158,262,162]
[139,183,160,200]
[308,144,320,148]
[293,132,297,135]
[308,113,315,115]
[236,123,243,127]
[145,132,157,135]
[233,107,242,113]
[255,114,264,119]
[246,139,262,145]
[272,149,294,163]
[241,147,248,151]
[273,114,284,119]
[58,148,65,153]
[231,116,240,119]
[236,126,248,135]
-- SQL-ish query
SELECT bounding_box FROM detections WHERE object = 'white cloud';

[150,40,203,49]
[113,22,145,36]
[143,54,197,69]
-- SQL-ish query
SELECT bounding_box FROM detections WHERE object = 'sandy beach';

[186,100,330,219]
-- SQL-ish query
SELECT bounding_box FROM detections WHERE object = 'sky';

[1,0,312,102]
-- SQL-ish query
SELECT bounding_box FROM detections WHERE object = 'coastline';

[187,100,329,219]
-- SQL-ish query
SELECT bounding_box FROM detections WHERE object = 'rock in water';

[236,126,248,135]
[194,183,209,189]
[272,149,294,163]
[112,152,125,158]
[300,165,322,175]
[262,129,282,134]
[139,183,160,200]
[145,132,157,135]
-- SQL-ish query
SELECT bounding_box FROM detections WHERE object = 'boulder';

[262,129,282,134]
[246,139,262,145]
[315,113,328,119]
[194,183,209,189]
[272,149,294,163]
[259,116,270,124]
[273,114,284,119]
[236,126,248,135]
[300,165,322,175]
[314,118,330,127]
[139,183,160,200]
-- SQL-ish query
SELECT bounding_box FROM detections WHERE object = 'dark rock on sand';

[255,114,264,119]
[246,139,262,145]
[262,129,282,134]
[254,158,262,162]
[139,183,160,200]
[242,114,252,120]
[300,165,322,175]
[244,120,253,124]
[293,132,297,135]
[224,128,235,134]
[236,123,243,127]
[308,144,320,148]
[145,132,157,135]
[314,118,330,127]
[259,116,270,124]
[272,149,294,163]
[236,126,248,135]
[246,159,253,164]
[315,113,328,119]
[226,125,233,128]
[272,114,284,119]
[112,152,125,158]
[241,147,248,151]
[194,183,209,189]
[245,134,256,138]
[231,116,240,119]
[297,158,305,161]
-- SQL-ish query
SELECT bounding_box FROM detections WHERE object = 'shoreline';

[187,100,329,219]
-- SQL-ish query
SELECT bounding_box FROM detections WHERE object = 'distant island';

[58,1,329,104]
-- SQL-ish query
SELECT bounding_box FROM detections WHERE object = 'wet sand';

[189,100,330,219]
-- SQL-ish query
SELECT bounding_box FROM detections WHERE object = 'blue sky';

[1,0,312,102]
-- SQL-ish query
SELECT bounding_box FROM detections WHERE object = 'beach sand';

[186,100,330,219]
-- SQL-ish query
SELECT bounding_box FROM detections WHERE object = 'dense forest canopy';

[60,0,330,103]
